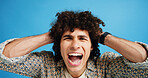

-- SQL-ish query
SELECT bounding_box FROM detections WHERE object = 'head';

[49,11,104,77]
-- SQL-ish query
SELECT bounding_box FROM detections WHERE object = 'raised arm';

[3,32,52,58]
[101,33,147,63]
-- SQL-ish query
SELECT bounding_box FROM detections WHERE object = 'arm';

[0,32,53,77]
[3,32,52,58]
[102,33,147,63]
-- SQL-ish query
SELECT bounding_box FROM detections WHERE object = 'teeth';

[68,53,82,56]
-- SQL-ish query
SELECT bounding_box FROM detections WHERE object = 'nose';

[70,39,80,51]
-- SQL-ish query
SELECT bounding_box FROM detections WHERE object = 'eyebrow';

[62,35,88,38]
[78,35,88,38]
[63,35,72,38]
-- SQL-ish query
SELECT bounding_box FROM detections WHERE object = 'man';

[0,11,148,78]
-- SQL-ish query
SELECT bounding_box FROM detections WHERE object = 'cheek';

[60,42,64,57]
[60,42,66,52]
[83,42,92,51]
[60,41,69,56]
[82,43,92,56]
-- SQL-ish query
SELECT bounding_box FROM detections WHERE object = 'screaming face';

[60,28,93,77]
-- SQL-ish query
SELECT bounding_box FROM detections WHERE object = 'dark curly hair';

[49,11,105,62]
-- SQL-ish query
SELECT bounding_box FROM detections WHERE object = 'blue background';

[0,0,148,78]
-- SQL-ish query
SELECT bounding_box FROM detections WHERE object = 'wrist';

[99,32,111,45]
[103,34,112,45]
[41,32,53,44]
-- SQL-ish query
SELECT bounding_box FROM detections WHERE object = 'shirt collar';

[64,68,87,78]
[57,59,97,77]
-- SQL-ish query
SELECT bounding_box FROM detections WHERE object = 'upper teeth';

[69,53,82,56]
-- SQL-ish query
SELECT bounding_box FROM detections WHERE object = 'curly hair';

[49,11,105,62]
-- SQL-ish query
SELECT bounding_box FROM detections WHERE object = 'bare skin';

[3,32,52,58]
[60,29,93,77]
[104,34,147,63]
[2,30,147,77]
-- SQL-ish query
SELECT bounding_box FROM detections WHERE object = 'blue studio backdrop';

[0,0,148,78]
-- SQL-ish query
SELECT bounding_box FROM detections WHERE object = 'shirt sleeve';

[123,42,148,69]
[0,39,44,77]
[0,38,56,77]
[0,38,30,64]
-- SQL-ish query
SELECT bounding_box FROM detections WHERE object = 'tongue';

[70,56,80,62]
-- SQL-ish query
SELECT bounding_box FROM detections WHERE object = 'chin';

[66,61,86,73]
[68,66,82,72]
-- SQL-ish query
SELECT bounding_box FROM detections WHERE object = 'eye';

[79,38,87,41]
[63,37,72,40]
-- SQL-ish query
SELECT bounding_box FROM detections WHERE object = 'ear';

[90,46,93,51]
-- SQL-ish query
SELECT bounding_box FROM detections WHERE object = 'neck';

[67,66,86,78]
[70,69,86,77]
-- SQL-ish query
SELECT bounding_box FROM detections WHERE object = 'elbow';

[3,50,11,58]
[3,49,16,58]
[135,42,148,62]
[139,49,147,62]
[134,53,147,63]
[140,54,147,62]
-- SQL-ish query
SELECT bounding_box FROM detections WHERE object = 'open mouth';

[68,53,83,66]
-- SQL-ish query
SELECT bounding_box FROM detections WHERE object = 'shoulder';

[29,51,54,57]
[100,52,120,60]
[27,51,55,62]
[96,52,123,65]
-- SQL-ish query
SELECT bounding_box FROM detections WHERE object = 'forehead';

[62,28,89,37]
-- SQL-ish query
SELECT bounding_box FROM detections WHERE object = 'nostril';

[70,46,80,50]
[70,43,80,50]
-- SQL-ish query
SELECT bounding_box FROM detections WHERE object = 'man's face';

[60,28,93,75]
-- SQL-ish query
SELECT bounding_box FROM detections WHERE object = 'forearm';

[3,32,52,58]
[104,34,147,63]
